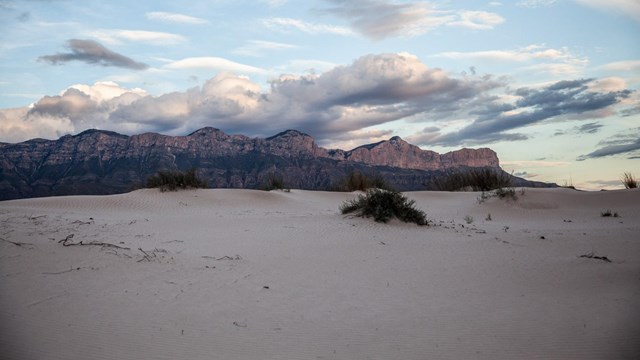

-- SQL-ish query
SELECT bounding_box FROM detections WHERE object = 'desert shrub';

[477,187,518,203]
[340,189,427,225]
[495,187,517,200]
[431,168,512,192]
[333,171,393,192]
[146,168,207,192]
[262,172,289,191]
[621,172,638,189]
[601,209,619,217]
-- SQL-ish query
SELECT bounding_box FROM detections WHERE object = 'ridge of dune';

[1,188,639,359]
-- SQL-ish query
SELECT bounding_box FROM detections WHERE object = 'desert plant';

[477,186,518,203]
[332,171,393,192]
[485,213,492,221]
[621,172,638,189]
[464,215,474,224]
[495,187,517,200]
[601,209,619,217]
[262,172,289,191]
[340,189,427,225]
[146,168,207,192]
[431,168,512,192]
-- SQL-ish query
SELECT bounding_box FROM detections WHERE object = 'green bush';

[340,189,428,225]
[146,168,207,192]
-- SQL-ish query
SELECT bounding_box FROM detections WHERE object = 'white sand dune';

[1,188,639,359]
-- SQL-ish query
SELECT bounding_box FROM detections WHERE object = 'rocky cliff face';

[325,136,499,170]
[0,127,518,200]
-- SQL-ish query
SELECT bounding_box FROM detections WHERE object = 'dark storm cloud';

[577,128,640,160]
[422,79,631,146]
[576,122,603,134]
[38,39,149,70]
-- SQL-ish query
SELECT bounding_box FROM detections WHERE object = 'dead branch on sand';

[216,255,242,261]
[579,252,612,263]
[42,267,82,275]
[58,234,130,250]
[0,236,34,247]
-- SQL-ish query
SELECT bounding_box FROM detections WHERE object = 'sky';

[0,0,639,190]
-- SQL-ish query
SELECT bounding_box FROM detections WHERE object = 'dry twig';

[0,237,33,247]
[579,252,612,263]
[58,234,130,250]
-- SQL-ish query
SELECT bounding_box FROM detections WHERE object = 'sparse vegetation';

[262,172,289,191]
[332,171,393,192]
[495,187,517,200]
[340,189,427,226]
[601,209,619,218]
[621,172,638,189]
[430,168,512,192]
[464,215,474,224]
[146,168,207,192]
[562,178,576,190]
[485,213,492,221]
[477,186,518,203]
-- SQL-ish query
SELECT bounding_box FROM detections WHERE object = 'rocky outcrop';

[0,127,536,200]
[325,136,499,170]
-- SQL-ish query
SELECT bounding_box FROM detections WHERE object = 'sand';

[1,188,639,359]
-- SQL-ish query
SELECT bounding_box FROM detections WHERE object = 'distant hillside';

[0,127,555,200]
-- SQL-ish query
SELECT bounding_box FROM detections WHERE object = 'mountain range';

[0,127,554,200]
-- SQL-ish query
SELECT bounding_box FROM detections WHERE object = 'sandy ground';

[1,188,639,360]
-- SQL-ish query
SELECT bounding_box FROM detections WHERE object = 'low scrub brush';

[340,189,427,226]
[146,168,207,192]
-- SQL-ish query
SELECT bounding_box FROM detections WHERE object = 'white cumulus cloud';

[449,10,505,30]
[145,11,208,25]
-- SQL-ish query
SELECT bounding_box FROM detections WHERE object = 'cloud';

[260,0,287,6]
[599,60,640,72]
[1,53,499,143]
[574,0,640,22]
[145,11,208,25]
[0,81,148,142]
[554,122,604,135]
[517,0,556,8]
[576,122,603,134]
[38,39,149,70]
[501,160,570,167]
[448,10,505,30]
[87,29,186,45]
[3,53,634,150]
[262,17,354,36]
[232,40,297,57]
[577,127,640,160]
[319,0,455,40]
[434,44,588,75]
[266,1,502,41]
[164,57,266,74]
[414,79,631,146]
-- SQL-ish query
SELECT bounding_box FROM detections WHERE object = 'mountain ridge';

[0,127,550,200]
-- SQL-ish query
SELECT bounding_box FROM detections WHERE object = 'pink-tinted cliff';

[323,136,499,170]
